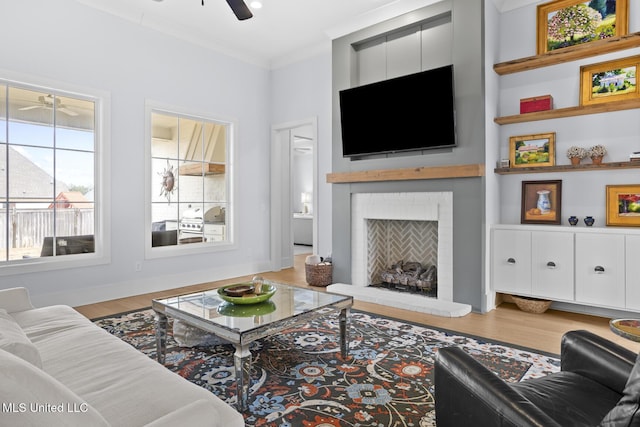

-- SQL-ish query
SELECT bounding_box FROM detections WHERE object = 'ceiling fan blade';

[225,0,253,20]
[18,105,42,111]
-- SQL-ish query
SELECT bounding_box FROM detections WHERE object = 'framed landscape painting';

[580,55,640,106]
[509,133,555,168]
[521,180,562,225]
[537,0,629,55]
[606,185,640,226]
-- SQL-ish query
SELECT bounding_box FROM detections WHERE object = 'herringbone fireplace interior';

[367,219,438,296]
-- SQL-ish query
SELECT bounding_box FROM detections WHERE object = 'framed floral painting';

[537,0,628,55]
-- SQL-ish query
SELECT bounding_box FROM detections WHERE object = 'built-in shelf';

[493,32,640,75]
[326,163,485,184]
[494,161,640,175]
[494,98,640,125]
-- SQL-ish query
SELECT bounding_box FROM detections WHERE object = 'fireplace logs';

[378,260,437,294]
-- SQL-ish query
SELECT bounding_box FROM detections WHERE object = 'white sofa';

[0,287,244,427]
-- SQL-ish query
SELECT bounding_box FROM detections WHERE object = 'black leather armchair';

[435,330,640,427]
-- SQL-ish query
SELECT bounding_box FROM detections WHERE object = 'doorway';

[270,118,317,271]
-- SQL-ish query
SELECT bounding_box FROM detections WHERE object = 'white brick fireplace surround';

[327,192,472,317]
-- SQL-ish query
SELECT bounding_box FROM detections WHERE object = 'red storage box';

[520,95,553,114]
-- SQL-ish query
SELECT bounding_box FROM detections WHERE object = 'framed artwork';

[521,180,562,225]
[606,185,640,227]
[537,0,628,55]
[509,133,555,168]
[580,55,640,106]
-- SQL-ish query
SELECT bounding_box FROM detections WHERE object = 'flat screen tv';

[339,65,456,158]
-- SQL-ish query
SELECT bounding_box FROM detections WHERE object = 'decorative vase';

[591,156,603,165]
[568,216,578,226]
[584,216,595,226]
[536,190,551,214]
[570,157,581,165]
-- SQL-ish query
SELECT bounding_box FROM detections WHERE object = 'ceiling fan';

[154,0,253,21]
[222,0,253,20]
[18,95,79,117]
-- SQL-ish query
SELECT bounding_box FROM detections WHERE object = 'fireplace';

[367,219,438,296]
[327,192,471,317]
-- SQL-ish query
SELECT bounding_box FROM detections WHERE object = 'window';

[0,82,105,269]
[148,108,232,253]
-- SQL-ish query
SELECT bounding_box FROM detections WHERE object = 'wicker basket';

[305,263,332,287]
[511,295,552,314]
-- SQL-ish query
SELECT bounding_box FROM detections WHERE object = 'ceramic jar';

[537,190,551,214]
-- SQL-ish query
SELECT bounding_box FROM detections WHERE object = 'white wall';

[0,0,273,306]
[270,53,333,256]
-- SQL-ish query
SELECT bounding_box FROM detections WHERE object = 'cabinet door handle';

[594,265,605,274]
[507,258,516,264]
[546,261,556,269]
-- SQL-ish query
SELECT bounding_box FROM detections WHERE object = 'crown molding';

[492,0,541,13]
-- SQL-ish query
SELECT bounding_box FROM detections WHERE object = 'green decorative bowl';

[217,300,276,317]
[217,283,277,305]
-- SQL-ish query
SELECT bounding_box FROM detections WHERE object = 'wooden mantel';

[326,163,485,184]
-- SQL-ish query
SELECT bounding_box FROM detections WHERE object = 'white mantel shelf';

[326,163,485,184]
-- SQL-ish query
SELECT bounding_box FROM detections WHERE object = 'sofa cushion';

[0,348,109,427]
[143,399,230,427]
[0,308,42,368]
[0,287,34,313]
[512,371,621,426]
[600,354,640,427]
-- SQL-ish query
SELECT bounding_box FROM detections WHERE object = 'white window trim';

[144,100,236,260]
[0,71,111,276]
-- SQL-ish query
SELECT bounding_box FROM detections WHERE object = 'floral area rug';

[94,309,559,427]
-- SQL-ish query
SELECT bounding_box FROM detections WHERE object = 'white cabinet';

[293,214,313,245]
[531,232,574,301]
[626,235,640,311]
[492,229,531,295]
[492,228,573,300]
[491,225,640,313]
[575,234,625,308]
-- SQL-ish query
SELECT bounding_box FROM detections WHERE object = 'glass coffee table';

[152,282,353,411]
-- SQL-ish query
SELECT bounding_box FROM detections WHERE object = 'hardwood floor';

[75,254,640,355]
